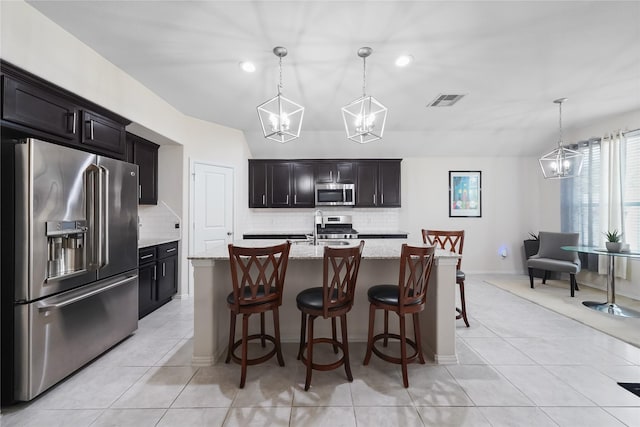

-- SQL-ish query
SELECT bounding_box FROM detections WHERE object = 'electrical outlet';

[175,223,180,229]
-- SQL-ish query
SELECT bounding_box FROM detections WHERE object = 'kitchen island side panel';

[191,249,458,365]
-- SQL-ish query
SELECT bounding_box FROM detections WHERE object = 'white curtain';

[598,130,627,278]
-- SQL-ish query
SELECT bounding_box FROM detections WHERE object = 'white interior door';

[191,162,234,256]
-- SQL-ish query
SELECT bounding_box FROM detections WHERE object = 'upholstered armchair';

[527,232,581,297]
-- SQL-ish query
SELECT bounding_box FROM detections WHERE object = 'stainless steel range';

[316,214,359,240]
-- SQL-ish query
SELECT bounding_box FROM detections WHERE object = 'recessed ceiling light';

[395,55,414,67]
[239,61,256,73]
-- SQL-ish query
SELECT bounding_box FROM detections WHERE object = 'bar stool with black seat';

[421,229,469,327]
[363,244,435,388]
[226,241,291,388]
[296,241,364,391]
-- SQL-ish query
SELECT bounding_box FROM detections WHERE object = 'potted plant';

[604,230,623,253]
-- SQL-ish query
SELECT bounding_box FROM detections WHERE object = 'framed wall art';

[449,171,481,217]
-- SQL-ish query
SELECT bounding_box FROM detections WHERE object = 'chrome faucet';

[312,209,323,246]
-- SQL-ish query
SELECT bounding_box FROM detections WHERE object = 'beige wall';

[1,1,253,296]
[3,1,637,298]
[400,156,556,274]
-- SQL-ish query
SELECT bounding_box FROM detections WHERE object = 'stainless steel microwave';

[315,183,355,206]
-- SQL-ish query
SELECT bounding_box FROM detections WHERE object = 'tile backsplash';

[245,208,401,233]
[138,201,182,241]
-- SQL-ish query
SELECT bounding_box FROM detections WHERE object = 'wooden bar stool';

[363,244,435,388]
[296,241,364,391]
[226,241,291,388]
[422,229,469,327]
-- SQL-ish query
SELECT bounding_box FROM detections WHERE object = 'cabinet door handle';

[337,171,340,182]
[286,194,289,204]
[294,194,297,204]
[68,112,77,134]
[140,254,153,260]
[162,262,166,277]
[329,170,333,181]
[165,248,176,253]
[373,194,376,205]
[262,194,266,205]
[139,185,142,199]
[381,194,384,205]
[153,265,157,280]
[87,119,95,140]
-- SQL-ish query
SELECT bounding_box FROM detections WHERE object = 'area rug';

[484,275,640,348]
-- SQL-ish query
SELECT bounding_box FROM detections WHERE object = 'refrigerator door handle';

[36,275,137,312]
[86,164,100,270]
[99,165,110,267]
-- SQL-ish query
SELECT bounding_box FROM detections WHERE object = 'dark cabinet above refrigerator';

[1,60,130,161]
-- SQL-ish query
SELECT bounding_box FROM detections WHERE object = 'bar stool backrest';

[422,229,464,270]
[398,244,436,312]
[322,241,365,318]
[227,241,291,308]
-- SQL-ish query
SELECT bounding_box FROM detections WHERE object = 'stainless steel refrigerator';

[1,138,139,402]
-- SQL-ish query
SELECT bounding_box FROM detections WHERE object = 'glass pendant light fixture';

[539,98,583,179]
[341,47,388,144]
[257,46,304,143]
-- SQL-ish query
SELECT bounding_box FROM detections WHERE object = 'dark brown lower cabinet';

[138,241,178,319]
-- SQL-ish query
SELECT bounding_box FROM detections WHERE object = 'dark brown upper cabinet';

[250,160,314,208]
[268,162,292,207]
[249,160,268,208]
[248,158,401,209]
[356,160,401,207]
[315,161,354,184]
[127,132,159,205]
[1,61,130,160]
[292,162,315,207]
[2,75,79,141]
[80,110,125,157]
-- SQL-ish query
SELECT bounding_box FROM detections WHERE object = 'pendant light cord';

[278,56,283,95]
[558,101,563,148]
[362,56,367,97]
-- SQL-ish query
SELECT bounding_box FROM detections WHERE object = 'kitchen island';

[189,239,460,366]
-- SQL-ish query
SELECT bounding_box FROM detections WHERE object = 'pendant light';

[539,98,583,179]
[341,47,388,144]
[256,47,304,143]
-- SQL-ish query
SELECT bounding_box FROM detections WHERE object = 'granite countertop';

[138,237,180,248]
[243,230,409,239]
[189,238,458,261]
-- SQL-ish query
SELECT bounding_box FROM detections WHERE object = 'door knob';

[227,232,232,236]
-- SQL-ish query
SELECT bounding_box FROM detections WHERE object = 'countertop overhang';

[189,238,459,261]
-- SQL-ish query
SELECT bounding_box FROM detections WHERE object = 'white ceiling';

[27,1,640,158]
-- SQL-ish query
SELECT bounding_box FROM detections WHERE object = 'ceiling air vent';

[427,94,465,107]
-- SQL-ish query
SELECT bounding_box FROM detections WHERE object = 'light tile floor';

[2,275,640,426]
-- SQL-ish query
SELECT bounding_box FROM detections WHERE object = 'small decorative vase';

[605,242,623,253]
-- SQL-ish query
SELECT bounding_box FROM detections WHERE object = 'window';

[561,130,640,251]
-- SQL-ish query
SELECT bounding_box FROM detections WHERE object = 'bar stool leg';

[297,311,307,360]
[340,314,353,381]
[413,312,425,364]
[331,317,339,354]
[226,310,236,364]
[240,313,250,388]
[399,314,409,388]
[383,310,389,347]
[260,312,266,347]
[363,304,376,365]
[273,307,285,366]
[305,316,316,391]
[459,282,470,327]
